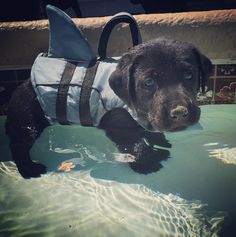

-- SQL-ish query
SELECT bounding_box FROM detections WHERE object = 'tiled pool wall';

[199,62,236,104]
[0,9,236,114]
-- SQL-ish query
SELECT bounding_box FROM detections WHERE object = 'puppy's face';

[109,38,212,132]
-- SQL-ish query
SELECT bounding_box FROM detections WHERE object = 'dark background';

[0,0,236,21]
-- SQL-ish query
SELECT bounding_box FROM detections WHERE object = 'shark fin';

[46,5,96,62]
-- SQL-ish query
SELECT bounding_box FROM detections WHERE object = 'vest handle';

[98,12,142,60]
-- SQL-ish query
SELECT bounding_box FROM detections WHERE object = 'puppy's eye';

[183,72,193,80]
[144,79,155,87]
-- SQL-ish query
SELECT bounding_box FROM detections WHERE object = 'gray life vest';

[31,54,136,126]
[31,5,142,127]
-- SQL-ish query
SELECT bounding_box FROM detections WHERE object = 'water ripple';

[0,162,225,237]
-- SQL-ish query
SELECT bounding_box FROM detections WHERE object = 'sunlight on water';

[0,162,224,237]
[208,147,236,165]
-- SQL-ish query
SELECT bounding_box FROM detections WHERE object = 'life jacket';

[31,5,142,127]
[31,54,128,126]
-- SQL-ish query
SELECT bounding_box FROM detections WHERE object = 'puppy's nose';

[169,105,189,120]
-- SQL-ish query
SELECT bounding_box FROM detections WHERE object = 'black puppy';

[5,38,212,178]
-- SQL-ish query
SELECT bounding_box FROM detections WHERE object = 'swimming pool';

[0,104,236,237]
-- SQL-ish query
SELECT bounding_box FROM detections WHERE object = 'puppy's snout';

[169,105,189,120]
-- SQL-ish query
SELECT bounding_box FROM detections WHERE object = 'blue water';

[0,104,236,237]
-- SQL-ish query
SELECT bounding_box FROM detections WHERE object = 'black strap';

[79,61,99,126]
[56,61,76,125]
[98,12,142,60]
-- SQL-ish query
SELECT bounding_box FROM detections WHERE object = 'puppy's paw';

[17,161,47,179]
[129,158,163,174]
[129,143,170,174]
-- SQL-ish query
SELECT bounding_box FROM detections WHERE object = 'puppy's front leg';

[105,128,171,174]
[5,121,47,178]
[128,134,171,174]
[5,80,49,178]
[99,109,171,174]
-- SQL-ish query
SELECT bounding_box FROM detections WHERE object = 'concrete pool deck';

[0,9,236,70]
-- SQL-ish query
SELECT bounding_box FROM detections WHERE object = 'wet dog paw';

[17,161,47,178]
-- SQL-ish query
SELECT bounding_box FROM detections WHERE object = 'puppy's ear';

[194,49,213,93]
[109,53,136,106]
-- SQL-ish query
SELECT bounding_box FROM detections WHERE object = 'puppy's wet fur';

[6,38,212,178]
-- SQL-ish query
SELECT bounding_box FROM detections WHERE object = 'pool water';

[0,104,236,237]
